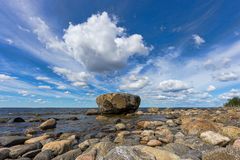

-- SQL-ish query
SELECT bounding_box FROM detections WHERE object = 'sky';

[0,0,240,108]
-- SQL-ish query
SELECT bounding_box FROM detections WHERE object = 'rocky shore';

[1,93,240,160]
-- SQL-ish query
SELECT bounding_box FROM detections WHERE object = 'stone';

[75,149,96,160]
[202,147,240,160]
[166,119,177,127]
[233,138,240,149]
[8,117,25,123]
[147,139,162,147]
[96,115,108,121]
[0,148,10,160]
[0,136,28,147]
[155,127,174,143]
[181,118,219,135]
[25,127,41,135]
[135,145,180,160]
[221,126,240,140]
[96,93,141,114]
[200,131,230,146]
[33,150,54,160]
[137,120,164,129]
[141,130,155,137]
[39,118,56,130]
[162,143,191,158]
[115,123,126,130]
[9,142,42,158]
[22,149,41,158]
[147,107,159,113]
[25,134,51,144]
[42,140,72,155]
[78,138,100,151]
[52,148,82,160]
[85,109,99,115]
[104,146,155,160]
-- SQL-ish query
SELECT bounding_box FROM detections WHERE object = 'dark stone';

[8,117,25,123]
[33,150,54,160]
[22,149,41,158]
[0,136,28,147]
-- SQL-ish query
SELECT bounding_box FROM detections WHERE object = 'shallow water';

[0,108,166,136]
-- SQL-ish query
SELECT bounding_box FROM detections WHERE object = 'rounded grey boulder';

[96,93,141,114]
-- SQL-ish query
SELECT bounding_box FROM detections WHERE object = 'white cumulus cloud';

[207,85,216,92]
[219,89,240,100]
[120,75,149,90]
[215,72,238,82]
[158,80,190,92]
[38,85,52,89]
[192,34,205,46]
[0,74,15,81]
[63,12,150,72]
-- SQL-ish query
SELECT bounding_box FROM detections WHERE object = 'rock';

[22,149,41,158]
[200,131,230,146]
[147,107,159,113]
[115,123,126,130]
[96,115,108,121]
[221,126,240,140]
[104,146,155,160]
[9,142,42,158]
[202,147,240,160]
[92,142,115,159]
[8,117,25,123]
[25,127,41,135]
[96,93,141,114]
[147,139,162,146]
[155,127,174,143]
[162,143,191,158]
[78,138,100,151]
[166,119,177,127]
[25,134,51,144]
[42,140,72,156]
[104,145,180,160]
[0,148,10,160]
[33,150,54,160]
[137,120,164,129]
[0,136,28,147]
[181,118,219,135]
[233,138,240,149]
[85,109,99,115]
[135,110,144,115]
[75,148,96,160]
[66,117,79,121]
[52,148,82,160]
[39,119,56,130]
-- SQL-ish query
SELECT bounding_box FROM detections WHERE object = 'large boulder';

[39,119,56,130]
[96,93,141,114]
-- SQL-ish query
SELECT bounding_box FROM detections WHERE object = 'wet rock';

[25,127,41,135]
[9,142,42,158]
[85,109,99,115]
[0,118,7,123]
[8,117,25,123]
[115,123,126,130]
[0,136,28,147]
[33,150,54,160]
[78,138,100,151]
[96,115,108,121]
[96,93,141,114]
[39,118,56,130]
[52,148,82,160]
[42,140,72,156]
[202,147,240,160]
[200,131,230,146]
[66,117,79,121]
[25,134,51,144]
[0,148,10,160]
[147,139,162,147]
[22,149,41,158]
[221,126,240,140]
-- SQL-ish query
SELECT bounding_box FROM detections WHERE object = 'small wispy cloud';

[192,34,205,46]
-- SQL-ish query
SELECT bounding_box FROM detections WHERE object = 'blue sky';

[0,0,240,108]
